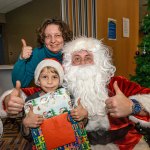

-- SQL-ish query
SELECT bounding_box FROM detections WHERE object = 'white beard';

[63,65,110,131]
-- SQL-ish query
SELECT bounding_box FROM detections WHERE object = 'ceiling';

[0,0,148,15]
[0,0,32,13]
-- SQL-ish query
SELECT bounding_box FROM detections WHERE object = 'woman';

[12,18,73,87]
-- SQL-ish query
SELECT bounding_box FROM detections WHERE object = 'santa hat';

[34,59,64,86]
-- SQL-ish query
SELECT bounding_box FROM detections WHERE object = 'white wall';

[0,65,13,95]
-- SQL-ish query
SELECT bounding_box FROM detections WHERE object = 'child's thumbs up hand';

[105,81,133,118]
[4,81,24,114]
[20,39,32,59]
[71,98,88,121]
[24,105,44,128]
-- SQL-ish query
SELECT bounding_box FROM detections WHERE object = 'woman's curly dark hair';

[36,18,73,47]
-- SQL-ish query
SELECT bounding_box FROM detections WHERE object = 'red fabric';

[22,87,41,96]
[32,145,37,150]
[41,113,76,149]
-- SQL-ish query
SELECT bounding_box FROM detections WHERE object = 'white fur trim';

[86,115,110,131]
[129,115,150,128]
[91,143,119,150]
[129,94,150,127]
[0,119,3,138]
[34,59,64,86]
[20,90,27,101]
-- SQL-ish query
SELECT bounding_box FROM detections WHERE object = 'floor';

[0,118,31,150]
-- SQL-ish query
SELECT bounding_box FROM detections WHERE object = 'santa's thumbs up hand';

[105,81,132,118]
[5,81,24,115]
[11,80,21,97]
[21,39,32,59]
[113,81,123,95]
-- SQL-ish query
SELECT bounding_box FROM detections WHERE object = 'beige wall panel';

[96,0,139,78]
[68,0,73,32]
[87,0,92,37]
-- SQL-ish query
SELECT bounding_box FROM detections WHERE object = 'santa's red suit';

[0,76,150,150]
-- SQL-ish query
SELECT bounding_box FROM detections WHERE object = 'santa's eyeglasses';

[71,51,94,66]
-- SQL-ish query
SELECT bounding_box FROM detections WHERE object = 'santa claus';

[62,37,150,150]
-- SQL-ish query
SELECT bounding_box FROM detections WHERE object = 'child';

[21,58,67,147]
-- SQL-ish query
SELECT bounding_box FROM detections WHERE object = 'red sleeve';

[21,87,41,96]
